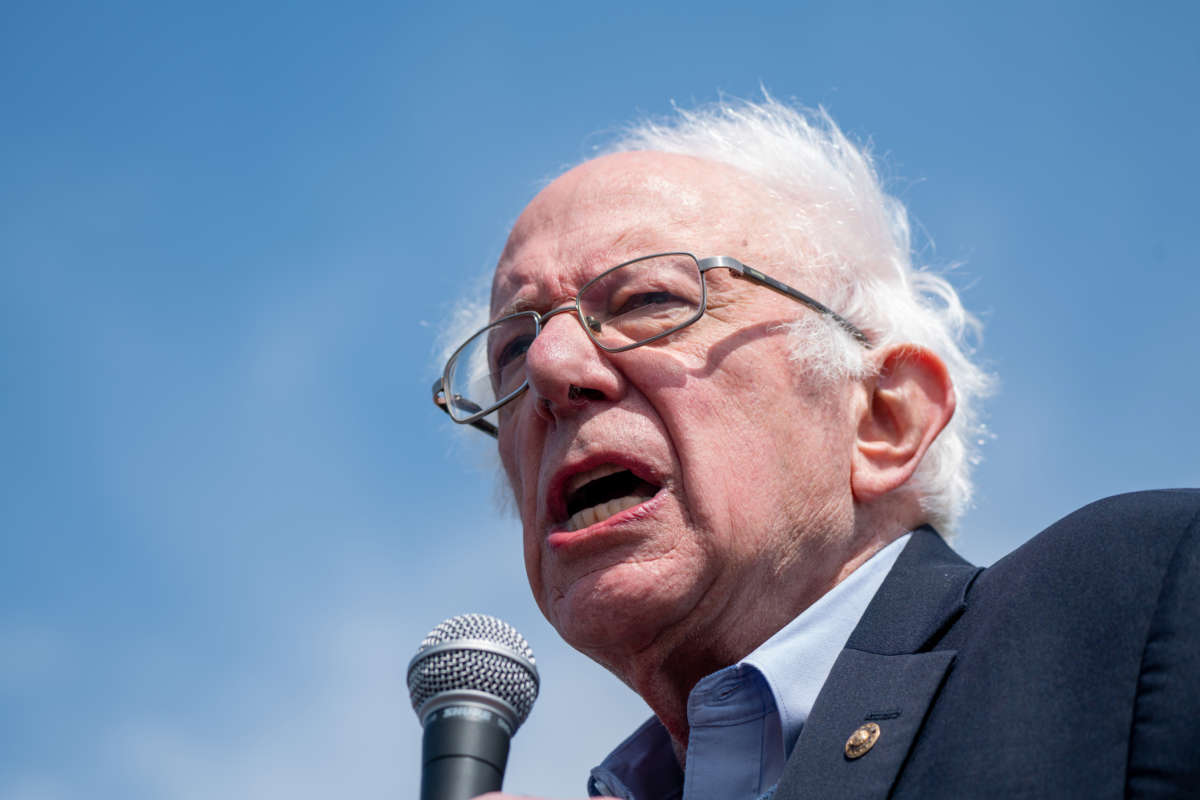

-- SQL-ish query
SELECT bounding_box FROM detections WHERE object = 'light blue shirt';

[588,534,911,800]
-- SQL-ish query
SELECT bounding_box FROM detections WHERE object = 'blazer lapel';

[773,528,982,800]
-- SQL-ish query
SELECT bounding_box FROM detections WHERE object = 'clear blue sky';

[2,1,1197,797]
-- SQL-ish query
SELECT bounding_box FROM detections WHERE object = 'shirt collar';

[742,532,910,756]
[589,716,682,799]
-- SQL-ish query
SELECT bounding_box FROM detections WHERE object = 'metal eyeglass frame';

[431,253,871,438]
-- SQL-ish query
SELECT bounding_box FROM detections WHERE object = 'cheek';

[498,437,521,503]
[521,524,546,613]
[500,433,549,608]
[498,412,539,510]
[654,357,841,505]
[500,419,546,513]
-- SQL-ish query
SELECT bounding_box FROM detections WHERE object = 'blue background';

[2,1,1197,796]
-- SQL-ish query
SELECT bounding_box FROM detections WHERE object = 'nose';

[523,306,624,424]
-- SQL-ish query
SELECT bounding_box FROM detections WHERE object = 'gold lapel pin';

[844,722,881,759]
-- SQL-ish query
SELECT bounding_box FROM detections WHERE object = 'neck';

[606,522,909,762]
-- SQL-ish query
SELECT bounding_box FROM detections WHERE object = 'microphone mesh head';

[408,613,539,728]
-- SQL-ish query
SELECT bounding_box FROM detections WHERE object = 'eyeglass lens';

[445,254,705,421]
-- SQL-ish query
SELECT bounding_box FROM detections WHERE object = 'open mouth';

[563,464,660,532]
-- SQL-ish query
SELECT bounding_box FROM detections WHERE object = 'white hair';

[602,94,993,534]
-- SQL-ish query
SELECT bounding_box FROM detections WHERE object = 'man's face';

[491,152,860,672]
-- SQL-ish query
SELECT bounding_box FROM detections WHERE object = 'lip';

[543,452,667,530]
[546,487,667,550]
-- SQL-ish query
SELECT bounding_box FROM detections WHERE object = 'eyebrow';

[494,295,543,319]
[490,232,674,320]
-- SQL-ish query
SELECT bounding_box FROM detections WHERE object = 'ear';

[851,345,956,503]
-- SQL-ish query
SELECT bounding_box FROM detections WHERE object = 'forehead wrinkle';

[490,152,780,319]
[606,225,692,260]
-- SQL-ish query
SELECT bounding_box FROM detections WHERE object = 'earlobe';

[851,345,956,502]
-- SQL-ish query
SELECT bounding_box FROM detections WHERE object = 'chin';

[541,562,695,666]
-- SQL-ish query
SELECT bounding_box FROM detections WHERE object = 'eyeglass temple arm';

[431,378,500,438]
[698,257,871,347]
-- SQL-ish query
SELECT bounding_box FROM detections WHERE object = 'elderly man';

[433,99,1199,799]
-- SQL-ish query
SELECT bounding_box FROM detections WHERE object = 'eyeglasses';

[432,252,870,437]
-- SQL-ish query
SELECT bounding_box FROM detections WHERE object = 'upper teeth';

[566,464,625,496]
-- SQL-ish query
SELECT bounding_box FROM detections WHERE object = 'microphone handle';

[421,706,513,800]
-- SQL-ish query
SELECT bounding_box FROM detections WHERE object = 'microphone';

[408,614,540,800]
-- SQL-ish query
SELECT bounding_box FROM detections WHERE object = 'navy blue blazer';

[774,490,1200,799]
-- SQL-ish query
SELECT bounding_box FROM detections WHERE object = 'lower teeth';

[565,494,648,532]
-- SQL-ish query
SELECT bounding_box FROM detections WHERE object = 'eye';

[611,290,687,316]
[492,332,534,373]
